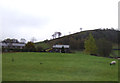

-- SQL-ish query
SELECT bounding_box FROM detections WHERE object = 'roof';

[53,45,70,48]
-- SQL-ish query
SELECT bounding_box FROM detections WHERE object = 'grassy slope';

[2,52,118,81]
[35,42,51,49]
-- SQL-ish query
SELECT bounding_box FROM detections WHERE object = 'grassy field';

[2,52,118,81]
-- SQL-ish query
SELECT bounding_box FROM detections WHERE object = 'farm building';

[52,45,70,53]
[0,42,25,49]
[0,42,25,52]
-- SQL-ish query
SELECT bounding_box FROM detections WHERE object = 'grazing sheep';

[110,61,116,66]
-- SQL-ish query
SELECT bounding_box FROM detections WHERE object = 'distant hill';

[35,29,120,50]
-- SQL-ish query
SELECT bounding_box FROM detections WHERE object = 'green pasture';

[2,52,118,81]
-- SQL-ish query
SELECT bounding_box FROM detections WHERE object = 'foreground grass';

[2,52,118,81]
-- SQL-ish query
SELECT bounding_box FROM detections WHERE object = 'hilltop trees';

[84,33,98,54]
[52,32,62,39]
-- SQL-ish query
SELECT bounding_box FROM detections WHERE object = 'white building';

[52,45,70,53]
[0,42,25,49]
[53,45,70,48]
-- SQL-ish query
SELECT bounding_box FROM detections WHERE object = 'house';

[1,42,25,49]
[0,42,25,52]
[52,45,70,53]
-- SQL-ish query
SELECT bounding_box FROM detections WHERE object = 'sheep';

[110,61,116,66]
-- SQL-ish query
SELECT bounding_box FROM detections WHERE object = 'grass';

[110,50,120,57]
[2,52,118,81]
[111,44,120,57]
[35,42,50,49]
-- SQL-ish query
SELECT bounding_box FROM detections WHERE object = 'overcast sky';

[0,0,119,42]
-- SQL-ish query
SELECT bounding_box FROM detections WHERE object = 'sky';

[0,0,119,42]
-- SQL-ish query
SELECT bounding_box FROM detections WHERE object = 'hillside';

[35,29,119,50]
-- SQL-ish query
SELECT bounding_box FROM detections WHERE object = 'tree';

[84,33,97,54]
[52,33,57,39]
[20,38,26,43]
[2,38,19,43]
[25,42,35,52]
[80,28,82,31]
[52,34,55,39]
[57,32,62,37]
[12,39,19,43]
[2,38,19,49]
[52,32,62,39]
[96,38,112,57]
